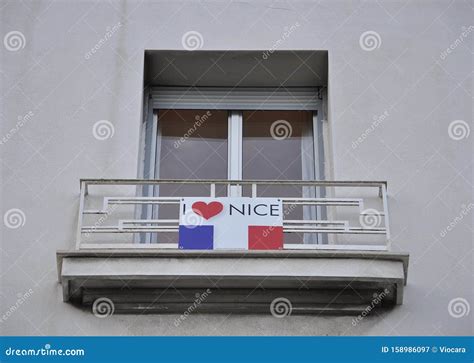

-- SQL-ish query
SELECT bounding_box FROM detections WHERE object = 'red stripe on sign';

[248,225,283,250]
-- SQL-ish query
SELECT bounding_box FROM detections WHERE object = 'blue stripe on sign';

[178,225,214,250]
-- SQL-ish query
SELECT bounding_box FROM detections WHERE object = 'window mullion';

[140,108,158,243]
[228,110,243,196]
[313,108,327,244]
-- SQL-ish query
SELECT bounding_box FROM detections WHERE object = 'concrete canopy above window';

[144,50,328,87]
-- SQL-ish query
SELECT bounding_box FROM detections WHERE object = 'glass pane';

[242,110,317,244]
[154,109,228,243]
[158,109,228,181]
[243,110,314,181]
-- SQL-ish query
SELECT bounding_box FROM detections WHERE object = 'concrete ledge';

[57,249,409,279]
[56,249,408,314]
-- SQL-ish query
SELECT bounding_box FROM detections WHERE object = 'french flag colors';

[178,197,284,250]
[178,224,283,250]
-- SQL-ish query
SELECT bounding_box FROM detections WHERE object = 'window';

[140,87,327,244]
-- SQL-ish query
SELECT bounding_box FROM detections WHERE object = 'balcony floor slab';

[57,249,409,314]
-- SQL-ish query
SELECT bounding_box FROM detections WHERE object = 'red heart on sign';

[192,201,223,220]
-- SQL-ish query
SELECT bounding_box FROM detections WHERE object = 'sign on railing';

[76,179,391,251]
[179,197,283,250]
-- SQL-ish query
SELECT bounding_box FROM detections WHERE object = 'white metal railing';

[76,179,391,251]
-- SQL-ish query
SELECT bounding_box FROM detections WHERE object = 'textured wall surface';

[1,0,472,335]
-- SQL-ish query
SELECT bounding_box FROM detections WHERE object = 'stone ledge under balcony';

[56,249,409,314]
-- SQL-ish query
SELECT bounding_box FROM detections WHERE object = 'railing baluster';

[381,183,391,249]
[75,181,86,250]
[251,183,257,198]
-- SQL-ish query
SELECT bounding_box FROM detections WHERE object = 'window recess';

[140,87,327,244]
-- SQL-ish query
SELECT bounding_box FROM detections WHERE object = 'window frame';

[138,87,328,243]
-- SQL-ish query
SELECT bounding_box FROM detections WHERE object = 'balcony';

[56,179,409,314]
